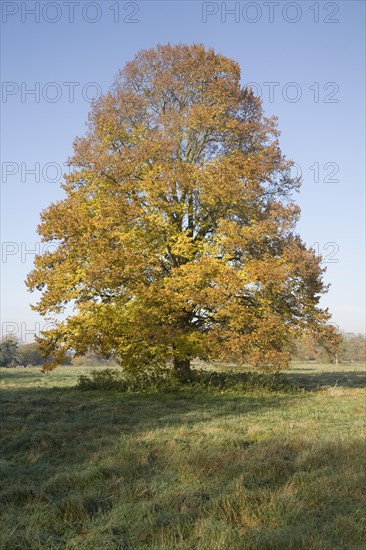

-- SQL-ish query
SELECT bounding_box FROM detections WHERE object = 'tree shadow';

[1,379,364,549]
[0,383,291,438]
[282,368,366,389]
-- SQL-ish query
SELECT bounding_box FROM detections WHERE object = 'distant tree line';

[0,337,115,368]
[291,332,366,364]
[0,337,70,368]
[0,332,364,369]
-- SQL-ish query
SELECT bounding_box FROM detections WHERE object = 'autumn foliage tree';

[27,44,336,380]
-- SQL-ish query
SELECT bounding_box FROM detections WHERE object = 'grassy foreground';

[0,363,365,549]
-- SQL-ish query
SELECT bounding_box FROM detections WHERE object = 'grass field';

[1,363,365,549]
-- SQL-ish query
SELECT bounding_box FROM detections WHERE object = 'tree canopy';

[27,43,337,379]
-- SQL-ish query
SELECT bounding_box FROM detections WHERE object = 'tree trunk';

[173,357,192,383]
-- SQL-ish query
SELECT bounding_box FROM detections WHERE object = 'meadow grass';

[0,363,365,549]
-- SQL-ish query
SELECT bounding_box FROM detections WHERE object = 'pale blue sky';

[1,0,365,341]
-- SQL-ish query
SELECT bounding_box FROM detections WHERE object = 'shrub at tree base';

[77,367,292,393]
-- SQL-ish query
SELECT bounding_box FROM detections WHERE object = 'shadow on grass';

[0,380,364,549]
[1,384,294,546]
[282,369,366,389]
[1,359,365,549]
[0,383,290,438]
